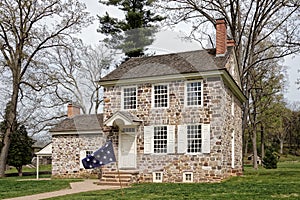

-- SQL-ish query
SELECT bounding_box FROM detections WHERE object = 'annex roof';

[50,114,103,133]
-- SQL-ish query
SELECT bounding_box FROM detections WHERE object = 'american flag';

[82,140,116,169]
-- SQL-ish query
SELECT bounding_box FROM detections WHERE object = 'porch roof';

[104,111,142,127]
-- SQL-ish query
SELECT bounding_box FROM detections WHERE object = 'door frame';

[118,127,137,169]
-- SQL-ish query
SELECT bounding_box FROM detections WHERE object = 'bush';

[262,147,279,169]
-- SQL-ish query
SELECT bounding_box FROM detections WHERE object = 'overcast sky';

[78,0,299,103]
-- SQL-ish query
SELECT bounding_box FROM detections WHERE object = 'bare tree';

[157,0,300,169]
[0,0,93,177]
[48,40,114,114]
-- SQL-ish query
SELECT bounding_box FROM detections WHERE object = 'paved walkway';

[4,179,122,200]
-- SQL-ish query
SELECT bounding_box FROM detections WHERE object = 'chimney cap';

[215,18,226,24]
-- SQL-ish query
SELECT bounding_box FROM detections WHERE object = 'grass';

[5,164,52,174]
[0,161,299,200]
[0,177,82,199]
[49,161,300,200]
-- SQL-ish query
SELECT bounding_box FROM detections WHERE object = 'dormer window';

[185,81,202,106]
[152,84,168,108]
[122,87,137,110]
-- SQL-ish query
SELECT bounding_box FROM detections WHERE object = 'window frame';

[153,172,163,183]
[183,172,193,183]
[152,84,169,108]
[121,86,137,110]
[153,125,168,154]
[185,80,203,107]
[178,124,210,154]
[186,124,202,154]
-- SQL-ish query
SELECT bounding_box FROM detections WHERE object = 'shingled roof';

[50,114,103,133]
[101,48,233,82]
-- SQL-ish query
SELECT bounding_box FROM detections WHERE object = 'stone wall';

[103,75,243,182]
[52,134,104,178]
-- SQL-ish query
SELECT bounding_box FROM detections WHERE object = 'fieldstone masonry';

[102,69,243,182]
[52,134,104,178]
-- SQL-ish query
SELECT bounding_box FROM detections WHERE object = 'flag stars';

[81,141,116,169]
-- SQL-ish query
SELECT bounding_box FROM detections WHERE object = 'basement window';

[183,172,193,183]
[153,172,163,183]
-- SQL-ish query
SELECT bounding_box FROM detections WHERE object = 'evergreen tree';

[1,121,34,176]
[98,0,165,59]
[262,147,279,169]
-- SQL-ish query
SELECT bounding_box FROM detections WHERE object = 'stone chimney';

[67,103,80,118]
[216,18,228,56]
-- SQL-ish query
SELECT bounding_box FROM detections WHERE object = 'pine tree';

[1,121,34,176]
[98,0,165,59]
[262,147,279,169]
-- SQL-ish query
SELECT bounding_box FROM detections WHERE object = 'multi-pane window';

[123,127,136,133]
[154,126,167,153]
[186,82,202,106]
[86,150,94,157]
[153,172,163,182]
[183,172,193,182]
[187,125,202,153]
[123,87,136,109]
[153,85,168,108]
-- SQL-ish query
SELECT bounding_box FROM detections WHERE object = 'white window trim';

[144,125,175,155]
[151,83,169,109]
[178,124,211,155]
[184,80,203,107]
[121,86,137,110]
[153,172,163,183]
[231,130,235,168]
[186,124,202,155]
[231,94,235,116]
[183,172,193,183]
[153,125,168,154]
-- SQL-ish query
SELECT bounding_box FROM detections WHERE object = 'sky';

[78,0,299,104]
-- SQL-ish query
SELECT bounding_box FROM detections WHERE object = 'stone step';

[95,181,131,186]
[102,174,134,178]
[100,170,138,186]
[101,177,131,182]
[103,170,139,175]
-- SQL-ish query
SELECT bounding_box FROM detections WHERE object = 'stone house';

[50,104,105,178]
[51,18,246,183]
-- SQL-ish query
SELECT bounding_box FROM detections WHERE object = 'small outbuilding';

[35,143,52,179]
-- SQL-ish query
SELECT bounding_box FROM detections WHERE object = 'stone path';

[4,179,122,200]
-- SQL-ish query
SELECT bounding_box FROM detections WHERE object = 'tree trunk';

[0,72,20,177]
[261,123,265,160]
[252,131,258,170]
[280,139,284,154]
[17,166,23,177]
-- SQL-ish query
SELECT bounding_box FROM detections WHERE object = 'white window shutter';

[167,125,175,154]
[202,124,211,153]
[144,126,153,154]
[178,125,187,154]
[79,150,86,169]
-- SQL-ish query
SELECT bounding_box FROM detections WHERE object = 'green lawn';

[0,177,82,199]
[5,164,52,174]
[48,161,300,200]
[1,161,299,200]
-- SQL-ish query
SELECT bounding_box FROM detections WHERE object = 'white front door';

[119,133,136,169]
